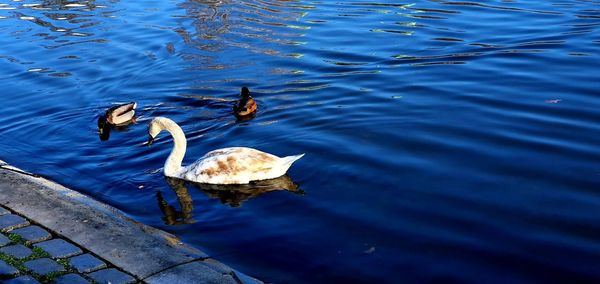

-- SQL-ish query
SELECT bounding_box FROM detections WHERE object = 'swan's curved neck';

[160,119,187,177]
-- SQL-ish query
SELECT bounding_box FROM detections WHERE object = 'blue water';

[1,0,600,282]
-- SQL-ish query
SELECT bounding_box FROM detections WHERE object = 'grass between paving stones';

[0,233,96,283]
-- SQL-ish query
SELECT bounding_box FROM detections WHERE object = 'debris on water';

[364,246,376,254]
[138,185,144,189]
[166,42,175,54]
[392,95,402,99]
[545,99,561,104]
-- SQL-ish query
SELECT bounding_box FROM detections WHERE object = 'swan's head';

[146,117,184,146]
[147,117,165,146]
[240,86,250,98]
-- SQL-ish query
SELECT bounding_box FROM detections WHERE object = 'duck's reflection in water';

[97,116,136,141]
[157,175,302,225]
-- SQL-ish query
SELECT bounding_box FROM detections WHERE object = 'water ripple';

[1,0,600,283]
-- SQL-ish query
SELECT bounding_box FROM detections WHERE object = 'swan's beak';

[146,135,155,146]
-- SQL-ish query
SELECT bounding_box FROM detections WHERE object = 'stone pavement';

[0,160,262,284]
[0,205,135,283]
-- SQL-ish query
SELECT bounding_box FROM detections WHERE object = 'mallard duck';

[146,117,304,184]
[233,87,257,117]
[97,102,137,141]
[105,102,137,125]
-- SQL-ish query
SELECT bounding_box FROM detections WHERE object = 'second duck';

[233,87,257,117]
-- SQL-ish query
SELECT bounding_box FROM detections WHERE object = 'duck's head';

[97,116,110,141]
[97,116,107,129]
[240,86,250,98]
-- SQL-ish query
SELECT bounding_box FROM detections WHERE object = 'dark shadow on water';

[158,179,195,225]
[97,116,136,141]
[158,175,303,225]
[193,175,303,207]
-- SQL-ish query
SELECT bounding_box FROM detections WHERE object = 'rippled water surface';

[1,0,600,282]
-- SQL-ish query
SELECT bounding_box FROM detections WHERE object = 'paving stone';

[4,275,41,283]
[88,268,136,284]
[35,239,82,258]
[11,225,51,244]
[0,206,9,216]
[0,214,29,232]
[145,261,238,284]
[0,259,19,277]
[54,273,92,284]
[24,258,66,275]
[0,233,10,246]
[0,244,33,259]
[69,253,107,273]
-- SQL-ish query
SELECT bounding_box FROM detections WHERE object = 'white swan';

[147,117,304,184]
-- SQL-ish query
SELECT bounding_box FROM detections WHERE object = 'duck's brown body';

[233,87,257,117]
[234,97,257,116]
[105,102,136,125]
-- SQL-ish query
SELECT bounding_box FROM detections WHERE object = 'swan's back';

[180,147,303,184]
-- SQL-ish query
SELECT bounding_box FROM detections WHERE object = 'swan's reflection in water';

[157,175,303,225]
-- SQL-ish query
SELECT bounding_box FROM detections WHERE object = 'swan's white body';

[148,117,304,184]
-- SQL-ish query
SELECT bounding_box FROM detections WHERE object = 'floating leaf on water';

[165,42,175,54]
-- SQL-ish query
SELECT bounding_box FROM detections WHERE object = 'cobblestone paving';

[0,206,138,284]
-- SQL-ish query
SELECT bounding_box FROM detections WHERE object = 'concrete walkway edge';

[0,160,262,284]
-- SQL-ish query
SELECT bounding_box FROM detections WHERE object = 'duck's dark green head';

[97,116,110,141]
[97,116,107,128]
[241,86,250,98]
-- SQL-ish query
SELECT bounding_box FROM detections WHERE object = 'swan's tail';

[281,153,305,170]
